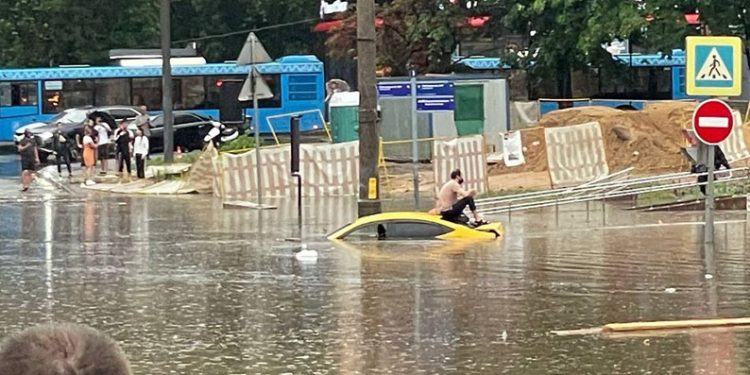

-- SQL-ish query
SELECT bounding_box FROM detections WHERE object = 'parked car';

[13,108,87,145]
[15,106,141,161]
[144,112,239,152]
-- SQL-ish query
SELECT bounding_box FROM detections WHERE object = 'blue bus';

[458,49,691,115]
[0,55,326,141]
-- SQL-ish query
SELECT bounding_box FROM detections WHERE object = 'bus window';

[597,67,672,100]
[132,78,162,110]
[259,74,281,108]
[94,79,130,106]
[42,79,94,113]
[206,76,245,108]
[205,74,281,109]
[0,81,38,107]
[177,76,205,110]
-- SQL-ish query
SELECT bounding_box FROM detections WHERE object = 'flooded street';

[1,158,750,374]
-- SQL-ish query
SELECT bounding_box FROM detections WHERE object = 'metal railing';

[477,167,750,215]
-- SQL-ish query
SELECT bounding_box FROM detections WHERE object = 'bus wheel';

[616,105,637,111]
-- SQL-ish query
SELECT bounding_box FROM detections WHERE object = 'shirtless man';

[435,169,487,225]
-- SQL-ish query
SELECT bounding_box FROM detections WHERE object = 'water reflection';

[0,195,749,373]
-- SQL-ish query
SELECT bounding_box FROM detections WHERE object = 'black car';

[144,112,238,152]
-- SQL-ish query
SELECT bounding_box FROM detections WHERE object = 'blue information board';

[416,82,454,97]
[377,82,411,97]
[377,80,456,112]
[416,98,455,111]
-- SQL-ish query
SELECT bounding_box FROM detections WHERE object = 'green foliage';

[326,0,463,75]
[0,0,159,66]
[172,0,319,62]
[219,134,256,153]
[0,0,318,67]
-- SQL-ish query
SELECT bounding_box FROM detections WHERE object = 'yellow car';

[328,212,504,241]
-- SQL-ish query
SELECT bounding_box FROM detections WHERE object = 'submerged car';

[328,212,504,241]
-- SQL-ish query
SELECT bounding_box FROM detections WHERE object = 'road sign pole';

[704,145,715,244]
[410,70,420,209]
[692,99,735,244]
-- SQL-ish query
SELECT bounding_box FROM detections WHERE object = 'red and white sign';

[692,99,734,145]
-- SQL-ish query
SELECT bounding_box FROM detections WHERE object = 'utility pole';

[160,0,174,162]
[356,0,381,216]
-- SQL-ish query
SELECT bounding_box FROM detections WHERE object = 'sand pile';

[492,102,699,175]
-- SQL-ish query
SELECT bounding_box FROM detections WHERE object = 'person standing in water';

[82,127,97,184]
[52,122,72,177]
[113,120,133,179]
[93,117,111,175]
[17,129,40,192]
[133,128,149,179]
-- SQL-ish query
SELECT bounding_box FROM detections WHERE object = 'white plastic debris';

[294,244,318,262]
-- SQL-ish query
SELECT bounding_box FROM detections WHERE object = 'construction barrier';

[545,121,609,187]
[214,141,359,200]
[722,111,750,163]
[185,142,219,194]
[432,135,487,193]
[300,141,359,196]
[81,143,219,195]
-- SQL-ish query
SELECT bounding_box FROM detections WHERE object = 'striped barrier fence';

[432,135,487,194]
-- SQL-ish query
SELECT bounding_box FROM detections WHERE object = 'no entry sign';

[692,99,734,145]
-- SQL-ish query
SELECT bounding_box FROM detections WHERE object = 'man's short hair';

[0,324,132,375]
[450,169,462,179]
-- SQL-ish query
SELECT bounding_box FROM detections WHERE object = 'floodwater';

[1,159,750,374]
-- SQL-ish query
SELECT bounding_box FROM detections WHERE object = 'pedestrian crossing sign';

[686,36,743,96]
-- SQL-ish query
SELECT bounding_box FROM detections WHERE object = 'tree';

[642,0,750,69]
[326,0,464,75]
[0,0,158,67]
[0,0,319,67]
[500,0,649,97]
[172,0,320,63]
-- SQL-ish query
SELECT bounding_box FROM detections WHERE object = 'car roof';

[92,105,140,111]
[328,212,461,239]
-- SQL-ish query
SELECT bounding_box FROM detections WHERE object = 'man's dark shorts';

[21,158,36,172]
[97,144,110,160]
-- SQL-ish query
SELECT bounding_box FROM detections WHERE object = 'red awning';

[314,20,342,32]
[466,16,490,28]
[684,13,701,25]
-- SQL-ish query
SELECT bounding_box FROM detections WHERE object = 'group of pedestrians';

[18,110,151,191]
[78,117,150,184]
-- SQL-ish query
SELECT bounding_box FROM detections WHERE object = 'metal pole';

[251,37,262,206]
[356,0,381,217]
[704,145,716,244]
[410,69,420,209]
[160,0,174,162]
[296,174,302,236]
